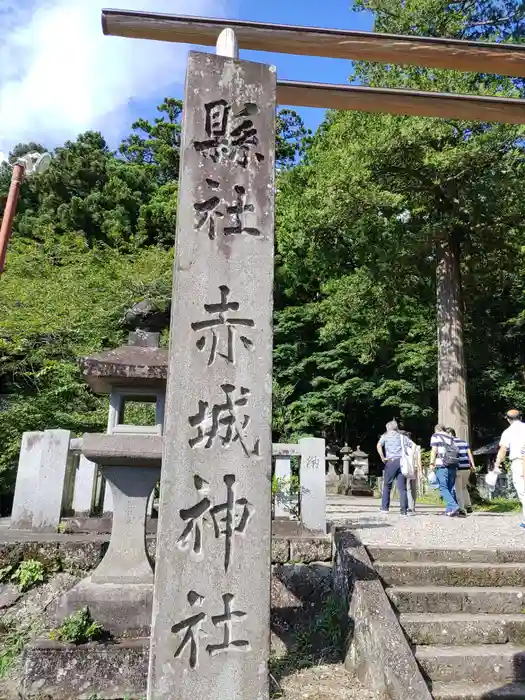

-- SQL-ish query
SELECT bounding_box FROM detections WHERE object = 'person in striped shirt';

[447,427,476,515]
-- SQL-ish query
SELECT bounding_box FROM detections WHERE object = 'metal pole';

[0,162,25,274]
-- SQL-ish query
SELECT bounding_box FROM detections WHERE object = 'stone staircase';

[368,546,525,699]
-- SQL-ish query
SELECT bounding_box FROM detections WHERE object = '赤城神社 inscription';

[147,51,276,700]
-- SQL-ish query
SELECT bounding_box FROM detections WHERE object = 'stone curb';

[333,529,433,700]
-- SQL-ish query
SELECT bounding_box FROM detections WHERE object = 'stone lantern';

[350,446,373,497]
[52,300,168,635]
[325,446,340,494]
[340,442,352,492]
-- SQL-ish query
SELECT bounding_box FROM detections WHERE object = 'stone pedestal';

[148,52,276,700]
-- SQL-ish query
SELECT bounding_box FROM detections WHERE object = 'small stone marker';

[32,429,71,532]
[299,437,326,532]
[148,51,276,700]
[10,431,44,529]
[72,454,97,515]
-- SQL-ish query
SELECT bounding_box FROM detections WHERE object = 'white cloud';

[0,0,230,154]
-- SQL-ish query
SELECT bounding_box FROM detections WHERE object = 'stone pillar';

[72,455,97,515]
[32,429,71,532]
[299,437,326,533]
[148,51,276,700]
[10,431,44,529]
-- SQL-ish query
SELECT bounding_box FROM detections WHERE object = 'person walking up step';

[377,420,409,516]
[447,427,476,515]
[429,424,462,517]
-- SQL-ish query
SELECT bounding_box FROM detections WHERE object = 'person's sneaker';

[457,511,467,518]
[400,512,408,517]
[466,506,473,514]
[379,509,389,514]
[446,510,460,517]
[519,522,525,529]
[407,511,416,516]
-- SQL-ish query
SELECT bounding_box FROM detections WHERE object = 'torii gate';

[100,11,525,700]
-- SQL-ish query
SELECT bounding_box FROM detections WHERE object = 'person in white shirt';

[493,409,525,528]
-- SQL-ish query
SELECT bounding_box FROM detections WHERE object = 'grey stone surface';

[32,429,71,532]
[367,545,525,563]
[431,681,525,699]
[81,344,168,394]
[416,644,525,684]
[10,431,44,530]
[401,613,525,645]
[72,454,97,515]
[91,465,159,585]
[271,538,290,564]
[49,576,153,637]
[82,433,162,468]
[376,561,525,587]
[387,585,525,614]
[22,638,149,699]
[148,52,276,700]
[289,537,332,563]
[299,437,327,532]
[333,530,432,700]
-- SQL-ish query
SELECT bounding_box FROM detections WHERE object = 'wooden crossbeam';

[277,80,525,124]
[101,9,525,78]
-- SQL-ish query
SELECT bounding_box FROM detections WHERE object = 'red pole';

[0,162,25,275]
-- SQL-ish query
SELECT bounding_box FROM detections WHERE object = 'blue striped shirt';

[454,438,470,469]
[379,430,402,458]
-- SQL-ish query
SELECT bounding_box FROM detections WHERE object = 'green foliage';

[475,498,522,513]
[273,0,525,450]
[49,607,106,644]
[0,621,34,678]
[10,560,46,592]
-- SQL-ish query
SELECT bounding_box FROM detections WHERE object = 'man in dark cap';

[494,409,525,528]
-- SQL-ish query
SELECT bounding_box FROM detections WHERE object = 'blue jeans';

[436,466,459,513]
[381,458,408,513]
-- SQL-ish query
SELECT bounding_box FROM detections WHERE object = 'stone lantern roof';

[80,300,169,394]
[351,445,368,458]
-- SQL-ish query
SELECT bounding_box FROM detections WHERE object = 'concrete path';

[327,495,525,550]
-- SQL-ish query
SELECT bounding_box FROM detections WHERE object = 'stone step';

[368,546,525,564]
[432,681,525,699]
[387,586,525,614]
[377,561,525,587]
[400,613,525,645]
[416,644,525,684]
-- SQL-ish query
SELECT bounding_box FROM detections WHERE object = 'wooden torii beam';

[101,10,525,124]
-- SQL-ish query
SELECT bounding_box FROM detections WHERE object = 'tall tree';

[352,0,525,440]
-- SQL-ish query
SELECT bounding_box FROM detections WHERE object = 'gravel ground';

[274,664,382,700]
[328,496,525,550]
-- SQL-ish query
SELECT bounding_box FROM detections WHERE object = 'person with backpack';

[429,423,462,517]
[446,427,476,515]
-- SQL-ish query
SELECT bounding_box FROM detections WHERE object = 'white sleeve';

[500,428,511,449]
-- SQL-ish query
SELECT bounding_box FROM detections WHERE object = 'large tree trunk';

[436,235,470,441]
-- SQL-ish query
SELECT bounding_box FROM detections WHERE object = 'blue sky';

[0,0,374,156]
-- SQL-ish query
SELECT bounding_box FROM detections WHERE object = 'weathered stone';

[22,638,149,699]
[334,530,432,700]
[123,299,170,333]
[0,583,22,609]
[10,432,44,530]
[271,538,289,564]
[90,465,159,585]
[401,613,525,646]
[49,577,153,637]
[376,561,525,587]
[289,537,332,564]
[368,546,525,564]
[80,345,168,395]
[32,430,71,532]
[416,644,525,684]
[299,437,327,532]
[387,586,525,614]
[82,433,162,468]
[148,52,276,700]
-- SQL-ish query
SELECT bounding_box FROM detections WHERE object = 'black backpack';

[439,434,460,466]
